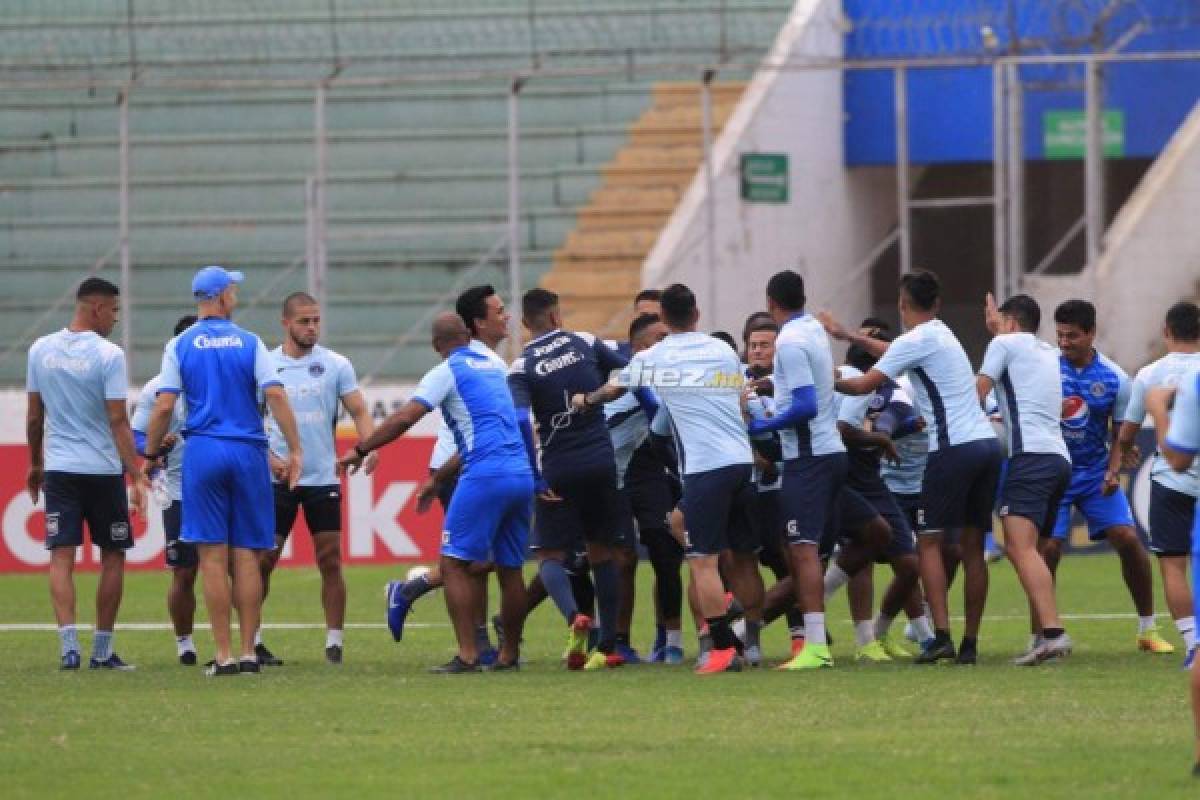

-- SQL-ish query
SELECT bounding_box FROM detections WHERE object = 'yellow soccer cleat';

[1137,629,1176,654]
[776,642,833,671]
[583,651,625,671]
[855,639,894,663]
[881,633,914,659]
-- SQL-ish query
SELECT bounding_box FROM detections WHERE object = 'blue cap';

[191,266,244,299]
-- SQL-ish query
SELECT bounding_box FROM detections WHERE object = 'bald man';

[338,313,533,672]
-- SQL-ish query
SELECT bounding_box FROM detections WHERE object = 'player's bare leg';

[95,549,125,634]
[494,566,527,667]
[48,547,77,628]
[197,543,235,665]
[168,566,198,636]
[1158,555,1195,655]
[688,553,741,673]
[723,550,764,664]
[231,548,263,663]
[958,527,990,657]
[440,555,481,667]
[313,531,346,661]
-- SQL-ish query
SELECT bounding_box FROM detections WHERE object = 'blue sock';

[592,559,619,653]
[538,559,579,625]
[985,531,997,552]
[58,625,80,657]
[92,630,113,661]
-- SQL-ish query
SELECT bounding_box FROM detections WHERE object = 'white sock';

[910,614,935,643]
[666,629,682,649]
[823,565,850,601]
[731,618,747,642]
[176,635,195,655]
[873,613,896,640]
[854,620,875,647]
[326,629,343,648]
[803,612,826,647]
[254,629,263,647]
[1176,616,1196,650]
[1138,615,1157,634]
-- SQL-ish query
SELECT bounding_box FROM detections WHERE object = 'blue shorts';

[1050,473,1135,541]
[180,436,274,550]
[679,464,759,557]
[997,453,1072,537]
[1148,481,1197,557]
[918,438,1002,534]
[442,471,533,568]
[781,453,848,547]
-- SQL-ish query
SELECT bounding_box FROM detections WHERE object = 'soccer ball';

[406,565,432,582]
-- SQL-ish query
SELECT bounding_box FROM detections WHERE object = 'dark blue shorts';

[162,500,197,569]
[679,464,759,557]
[43,471,131,551]
[1148,481,1197,557]
[1050,473,1135,541]
[533,463,622,551]
[443,471,533,568]
[781,453,848,547]
[997,453,1072,537]
[893,492,921,537]
[850,484,916,560]
[918,438,1002,534]
[180,436,274,550]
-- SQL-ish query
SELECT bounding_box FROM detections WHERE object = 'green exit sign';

[1043,110,1125,159]
[740,153,789,203]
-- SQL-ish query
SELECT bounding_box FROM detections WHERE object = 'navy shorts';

[1148,482,1197,557]
[180,436,275,550]
[842,484,915,560]
[918,438,1002,534]
[162,500,197,569]
[679,464,760,557]
[997,453,1072,537]
[780,453,848,546]
[613,490,639,550]
[893,492,921,537]
[1051,472,1136,541]
[442,471,533,568]
[273,483,343,538]
[43,471,131,551]
[755,489,790,574]
[533,464,622,551]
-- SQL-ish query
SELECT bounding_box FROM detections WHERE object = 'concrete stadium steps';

[541,81,744,336]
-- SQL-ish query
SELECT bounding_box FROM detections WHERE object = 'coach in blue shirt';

[143,266,303,677]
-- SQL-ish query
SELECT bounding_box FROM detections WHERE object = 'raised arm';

[341,388,378,475]
[339,399,428,477]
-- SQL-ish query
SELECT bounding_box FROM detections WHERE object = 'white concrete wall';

[641,0,896,335]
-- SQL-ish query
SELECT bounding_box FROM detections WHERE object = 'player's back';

[1127,352,1200,494]
[983,332,1069,459]
[436,347,528,478]
[1059,350,1127,475]
[774,314,843,458]
[27,328,127,474]
[604,390,650,487]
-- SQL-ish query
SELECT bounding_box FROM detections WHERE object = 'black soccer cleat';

[179,651,197,666]
[325,645,343,665]
[955,642,978,666]
[429,655,481,674]
[239,659,261,674]
[255,643,284,666]
[88,653,136,671]
[60,651,81,670]
[206,661,239,677]
[915,636,956,665]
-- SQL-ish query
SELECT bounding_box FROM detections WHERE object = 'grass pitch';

[1,554,1197,799]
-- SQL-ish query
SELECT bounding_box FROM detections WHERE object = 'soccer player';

[132,314,198,665]
[338,313,531,673]
[257,292,377,665]
[509,288,631,670]
[1049,299,1166,653]
[144,266,303,677]
[577,283,762,675]
[977,294,1073,664]
[1111,301,1200,664]
[26,277,149,670]
[824,270,1001,665]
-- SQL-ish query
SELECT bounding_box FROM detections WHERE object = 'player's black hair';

[659,283,697,329]
[282,290,317,318]
[1165,301,1200,342]
[455,284,497,336]
[742,310,773,343]
[746,320,779,337]
[765,270,805,312]
[859,317,890,333]
[634,288,661,306]
[1053,299,1096,333]
[628,312,661,341]
[76,277,119,300]
[898,270,940,311]
[846,328,892,373]
[173,315,198,336]
[521,287,559,323]
[998,294,1041,333]
[711,331,737,351]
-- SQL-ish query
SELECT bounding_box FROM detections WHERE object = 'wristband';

[354,443,370,458]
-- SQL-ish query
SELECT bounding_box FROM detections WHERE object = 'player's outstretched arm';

[835,368,889,397]
[25,392,44,503]
[416,453,461,513]
[339,399,427,476]
[572,381,626,413]
[107,398,149,516]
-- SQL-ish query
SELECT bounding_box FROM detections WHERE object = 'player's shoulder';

[1093,351,1129,381]
[573,330,597,346]
[91,334,125,363]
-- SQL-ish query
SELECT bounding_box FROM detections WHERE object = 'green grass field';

[1,554,1197,798]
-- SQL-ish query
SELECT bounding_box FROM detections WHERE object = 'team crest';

[308,363,326,377]
[1089,381,1107,398]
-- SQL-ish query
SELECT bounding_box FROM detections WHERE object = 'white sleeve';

[336,356,359,397]
[1166,370,1200,455]
[837,393,872,428]
[158,338,182,393]
[25,342,39,393]
[255,338,281,389]
[874,329,931,381]
[1123,371,1148,424]
[978,336,1011,383]
[412,362,454,411]
[776,339,814,388]
[131,385,154,433]
[103,348,129,401]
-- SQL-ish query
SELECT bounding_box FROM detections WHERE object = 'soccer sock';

[538,559,579,625]
[823,564,850,600]
[58,625,80,657]
[400,573,435,603]
[745,620,762,650]
[92,630,114,661]
[873,612,896,641]
[653,624,666,652]
[666,629,683,649]
[1043,627,1064,641]
[176,635,196,655]
[1138,615,1157,634]
[1176,616,1196,650]
[325,629,343,649]
[706,616,737,651]
[854,620,875,647]
[960,636,977,651]
[789,624,805,641]
[910,615,935,642]
[785,607,805,634]
[254,629,263,647]
[474,624,492,652]
[803,612,826,648]
[592,559,620,652]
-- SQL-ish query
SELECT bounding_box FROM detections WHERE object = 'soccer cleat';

[1137,629,1175,654]
[88,653,135,671]
[584,651,625,671]
[1185,648,1197,671]
[1014,634,1072,666]
[744,645,763,667]
[385,580,412,642]
[239,659,261,674]
[325,645,343,665]
[255,643,284,666]
[179,650,198,666]
[648,646,666,663]
[881,633,914,659]
[695,646,742,675]
[476,647,499,668]
[663,646,685,665]
[1012,636,1044,666]
[60,651,81,670]
[205,661,239,677]
[955,642,978,666]
[429,655,481,674]
[485,659,521,672]
[915,636,956,665]
[615,642,642,665]
[855,640,893,663]
[777,642,833,671]
[790,637,806,658]
[565,614,592,671]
